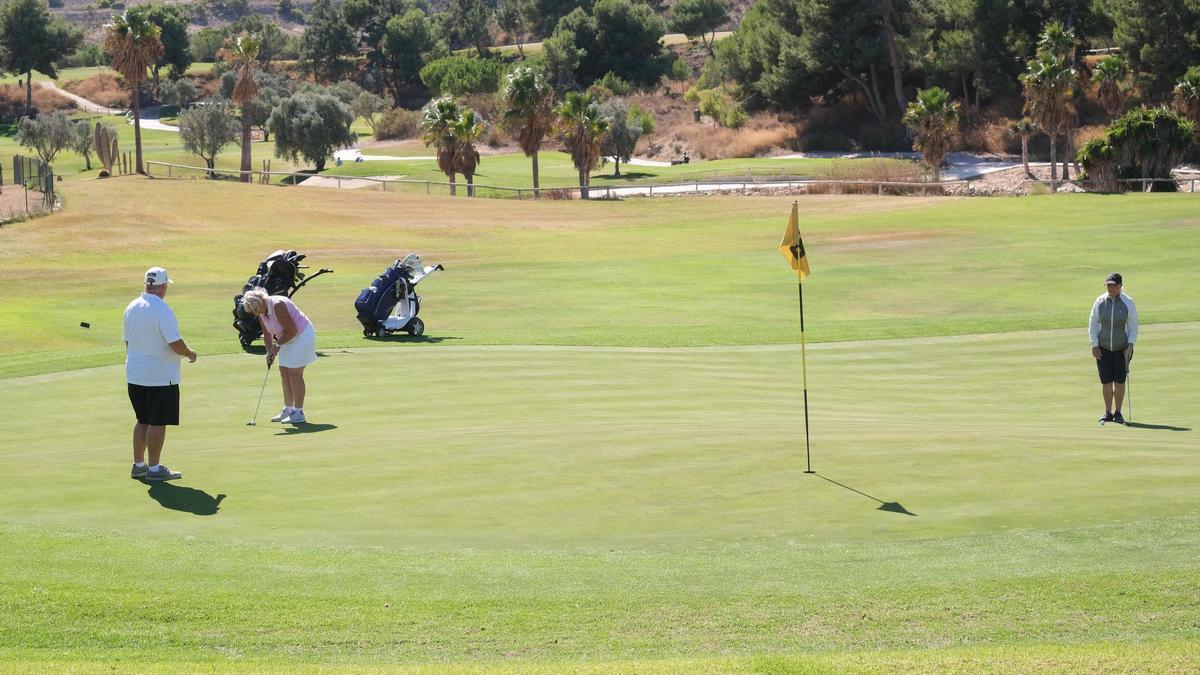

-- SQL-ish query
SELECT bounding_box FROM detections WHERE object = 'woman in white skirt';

[241,288,317,424]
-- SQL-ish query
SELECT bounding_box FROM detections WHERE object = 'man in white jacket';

[1089,272,1138,424]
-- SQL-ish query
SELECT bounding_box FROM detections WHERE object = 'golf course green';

[1,179,1197,671]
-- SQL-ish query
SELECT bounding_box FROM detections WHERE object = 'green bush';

[1078,106,1195,192]
[419,56,506,97]
[687,87,747,128]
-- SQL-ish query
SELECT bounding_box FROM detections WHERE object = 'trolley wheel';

[363,329,375,337]
[375,328,386,338]
[407,318,425,336]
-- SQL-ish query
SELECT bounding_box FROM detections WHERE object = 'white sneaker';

[270,408,292,423]
[283,411,307,424]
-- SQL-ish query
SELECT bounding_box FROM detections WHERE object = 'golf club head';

[247,420,256,426]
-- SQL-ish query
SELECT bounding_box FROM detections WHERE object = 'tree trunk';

[882,5,906,113]
[152,66,161,101]
[1061,134,1071,181]
[133,84,145,174]
[240,106,253,183]
[83,150,92,170]
[1049,134,1058,186]
[961,74,969,105]
[206,156,216,180]
[579,169,588,199]
[532,150,540,199]
[843,69,887,123]
[25,69,33,117]
[466,174,475,197]
[1021,136,1030,177]
[869,63,889,121]
[316,156,326,171]
[449,174,457,196]
[614,155,621,176]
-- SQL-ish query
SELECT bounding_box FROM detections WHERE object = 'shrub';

[374,107,422,140]
[0,84,73,122]
[1078,106,1195,192]
[61,74,130,108]
[688,86,747,128]
[419,56,506,97]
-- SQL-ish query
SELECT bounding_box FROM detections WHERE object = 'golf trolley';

[355,254,444,337]
[232,250,333,350]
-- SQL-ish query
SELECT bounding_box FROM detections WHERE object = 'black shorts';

[1095,348,1128,385]
[127,383,180,426]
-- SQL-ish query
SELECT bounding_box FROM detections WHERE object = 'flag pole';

[799,280,813,473]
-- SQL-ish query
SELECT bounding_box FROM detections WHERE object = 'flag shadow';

[1125,421,1190,431]
[813,473,916,516]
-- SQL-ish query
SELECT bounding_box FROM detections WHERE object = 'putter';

[1126,364,1132,424]
[247,361,273,426]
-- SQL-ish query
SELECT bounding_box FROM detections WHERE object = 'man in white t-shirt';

[124,267,197,481]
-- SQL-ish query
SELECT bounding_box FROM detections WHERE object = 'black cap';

[1106,272,1122,285]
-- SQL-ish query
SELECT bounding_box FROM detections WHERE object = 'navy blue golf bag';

[355,262,414,334]
[355,255,442,337]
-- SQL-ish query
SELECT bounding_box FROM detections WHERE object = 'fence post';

[878,182,883,196]
[426,182,430,195]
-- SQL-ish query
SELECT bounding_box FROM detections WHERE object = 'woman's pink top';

[259,295,311,343]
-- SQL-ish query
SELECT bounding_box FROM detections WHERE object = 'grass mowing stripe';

[2,181,1199,378]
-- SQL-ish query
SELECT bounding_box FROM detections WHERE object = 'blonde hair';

[242,287,270,314]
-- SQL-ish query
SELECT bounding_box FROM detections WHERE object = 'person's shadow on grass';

[276,423,337,435]
[143,482,226,516]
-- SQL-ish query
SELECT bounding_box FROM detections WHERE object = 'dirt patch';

[0,186,49,221]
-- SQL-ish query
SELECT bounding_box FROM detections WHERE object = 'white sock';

[283,406,295,413]
[133,462,147,468]
[149,464,161,472]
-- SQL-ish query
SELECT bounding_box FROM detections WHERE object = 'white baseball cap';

[144,266,174,286]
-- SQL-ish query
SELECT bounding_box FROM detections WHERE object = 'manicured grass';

[0,66,114,85]
[2,180,1198,378]
[1,327,1198,667]
[324,150,881,189]
[0,114,296,181]
[1,182,1198,669]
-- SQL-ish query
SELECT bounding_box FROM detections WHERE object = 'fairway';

[1,180,1198,670]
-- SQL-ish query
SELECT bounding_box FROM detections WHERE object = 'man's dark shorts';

[127,383,180,426]
[1095,348,1128,384]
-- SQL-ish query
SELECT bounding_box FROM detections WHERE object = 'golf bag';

[355,254,444,337]
[232,250,333,350]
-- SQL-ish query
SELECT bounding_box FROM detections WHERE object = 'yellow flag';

[778,202,810,281]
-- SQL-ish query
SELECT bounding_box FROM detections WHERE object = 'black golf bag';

[232,250,332,349]
[354,254,443,337]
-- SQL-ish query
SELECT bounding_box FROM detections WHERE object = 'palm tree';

[1021,52,1076,186]
[1008,118,1036,178]
[452,108,484,197]
[902,87,959,182]
[1092,55,1129,119]
[103,7,163,174]
[1037,20,1075,61]
[1174,66,1200,126]
[219,32,261,183]
[500,66,556,199]
[555,92,608,199]
[420,96,463,196]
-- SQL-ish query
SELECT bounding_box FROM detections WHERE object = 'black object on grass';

[80,322,90,328]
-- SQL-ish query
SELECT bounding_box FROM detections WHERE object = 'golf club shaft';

[251,362,272,422]
[1127,365,1132,422]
